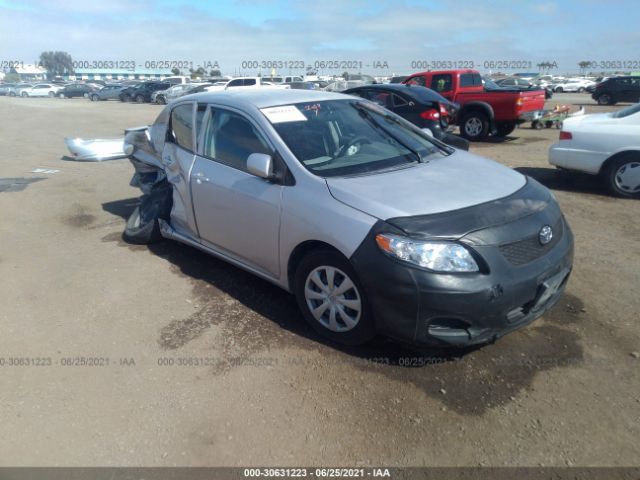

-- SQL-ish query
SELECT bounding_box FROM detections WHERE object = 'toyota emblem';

[539,225,553,245]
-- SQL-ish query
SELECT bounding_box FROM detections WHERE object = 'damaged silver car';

[122,89,573,347]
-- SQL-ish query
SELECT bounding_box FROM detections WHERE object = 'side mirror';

[421,128,434,137]
[247,153,274,179]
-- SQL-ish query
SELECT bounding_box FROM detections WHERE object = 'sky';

[0,0,638,76]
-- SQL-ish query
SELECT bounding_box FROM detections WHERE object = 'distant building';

[10,64,47,81]
[66,69,173,81]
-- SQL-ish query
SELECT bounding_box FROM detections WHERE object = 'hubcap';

[465,117,482,136]
[304,266,361,332]
[614,162,640,193]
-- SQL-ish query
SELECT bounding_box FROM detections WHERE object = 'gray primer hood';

[326,150,527,220]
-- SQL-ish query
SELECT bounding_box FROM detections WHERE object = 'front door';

[190,107,283,277]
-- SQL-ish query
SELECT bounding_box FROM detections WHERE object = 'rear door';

[190,106,283,277]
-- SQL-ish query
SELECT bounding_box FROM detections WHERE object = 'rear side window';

[431,74,452,92]
[460,73,483,87]
[169,103,194,151]
[244,78,256,86]
[460,74,475,87]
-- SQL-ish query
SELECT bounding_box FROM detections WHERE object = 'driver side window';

[202,109,272,173]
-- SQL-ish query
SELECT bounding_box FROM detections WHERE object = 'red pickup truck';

[403,69,546,141]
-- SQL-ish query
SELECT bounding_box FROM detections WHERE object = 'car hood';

[326,150,526,220]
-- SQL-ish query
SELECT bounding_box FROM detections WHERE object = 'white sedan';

[553,78,595,93]
[549,103,640,197]
[20,83,63,97]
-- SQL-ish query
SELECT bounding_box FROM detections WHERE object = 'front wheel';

[294,250,375,345]
[135,94,145,103]
[90,94,98,101]
[460,111,490,141]
[21,92,28,97]
[605,155,640,198]
[48,91,54,97]
[556,86,564,93]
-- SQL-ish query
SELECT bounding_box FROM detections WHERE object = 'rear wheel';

[495,121,516,137]
[90,94,99,101]
[157,95,167,105]
[605,154,640,198]
[135,94,145,103]
[578,87,585,93]
[21,92,28,97]
[294,250,375,345]
[48,91,54,97]
[597,93,614,105]
[460,111,490,141]
[556,86,564,93]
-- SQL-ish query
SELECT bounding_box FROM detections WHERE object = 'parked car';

[549,103,640,198]
[119,81,171,103]
[20,83,63,97]
[89,84,126,101]
[0,83,17,95]
[265,76,304,84]
[553,78,595,93]
[284,81,318,90]
[10,83,34,96]
[343,83,468,149]
[404,70,546,140]
[591,76,640,106]
[493,77,553,99]
[205,77,290,91]
[152,83,198,104]
[58,83,100,98]
[117,89,573,347]
[389,76,408,84]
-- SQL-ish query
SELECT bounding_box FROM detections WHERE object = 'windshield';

[611,103,640,118]
[265,99,449,177]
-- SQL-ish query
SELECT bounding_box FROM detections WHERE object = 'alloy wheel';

[464,117,483,137]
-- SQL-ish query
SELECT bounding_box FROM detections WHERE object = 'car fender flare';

[459,101,495,125]
[599,149,640,175]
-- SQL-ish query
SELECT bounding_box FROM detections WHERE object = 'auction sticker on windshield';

[261,105,307,123]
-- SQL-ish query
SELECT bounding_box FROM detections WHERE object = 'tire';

[48,91,54,97]
[556,86,564,93]
[605,154,640,198]
[21,92,28,97]
[460,111,490,141]
[578,87,585,93]
[495,121,516,137]
[532,120,544,129]
[58,93,65,98]
[123,181,173,244]
[90,94,98,101]
[294,250,375,346]
[135,94,145,103]
[597,93,614,105]
[157,96,167,105]
[9,92,16,96]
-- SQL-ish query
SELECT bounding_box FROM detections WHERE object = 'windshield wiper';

[352,102,452,157]
[351,102,427,163]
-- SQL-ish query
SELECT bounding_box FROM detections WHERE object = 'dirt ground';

[0,93,638,467]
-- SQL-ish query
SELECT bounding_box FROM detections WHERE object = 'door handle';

[193,172,210,183]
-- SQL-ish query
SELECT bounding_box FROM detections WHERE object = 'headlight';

[375,233,479,272]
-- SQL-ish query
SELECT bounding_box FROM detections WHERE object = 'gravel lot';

[0,92,638,467]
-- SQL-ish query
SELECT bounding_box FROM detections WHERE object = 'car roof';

[344,83,449,103]
[185,89,348,109]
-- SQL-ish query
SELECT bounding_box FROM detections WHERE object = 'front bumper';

[350,182,574,347]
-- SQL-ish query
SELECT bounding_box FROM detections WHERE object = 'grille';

[499,218,564,266]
